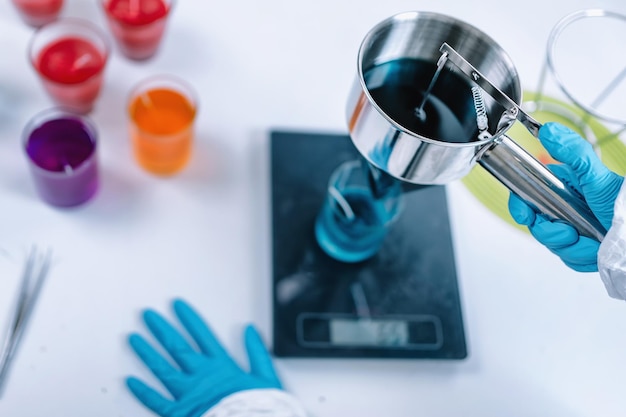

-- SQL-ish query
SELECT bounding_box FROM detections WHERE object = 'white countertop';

[1,0,626,416]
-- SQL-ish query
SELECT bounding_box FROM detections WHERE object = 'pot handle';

[476,135,606,242]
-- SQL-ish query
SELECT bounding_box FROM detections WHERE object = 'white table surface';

[1,0,626,416]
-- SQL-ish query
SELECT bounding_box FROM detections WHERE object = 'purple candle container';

[23,108,99,207]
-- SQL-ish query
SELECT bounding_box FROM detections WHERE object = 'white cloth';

[598,181,626,300]
[200,389,308,417]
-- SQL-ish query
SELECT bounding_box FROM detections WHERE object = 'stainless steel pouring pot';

[346,11,606,241]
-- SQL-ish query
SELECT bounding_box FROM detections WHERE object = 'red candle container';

[11,0,64,28]
[100,0,175,61]
[28,19,110,114]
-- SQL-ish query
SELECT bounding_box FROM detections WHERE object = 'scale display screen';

[331,319,409,347]
[298,314,442,349]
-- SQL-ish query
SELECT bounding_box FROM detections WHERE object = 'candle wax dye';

[315,188,392,262]
[34,36,107,113]
[130,88,195,134]
[36,37,106,84]
[314,160,403,263]
[105,0,168,25]
[129,87,196,175]
[103,0,170,60]
[25,117,99,207]
[12,0,63,27]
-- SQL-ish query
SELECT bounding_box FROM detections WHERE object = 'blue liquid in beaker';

[315,187,395,263]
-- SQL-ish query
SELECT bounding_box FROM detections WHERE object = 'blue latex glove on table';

[126,299,283,417]
[508,122,624,272]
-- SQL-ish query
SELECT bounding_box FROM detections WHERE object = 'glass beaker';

[127,74,198,176]
[28,18,111,114]
[315,158,403,263]
[100,0,175,61]
[23,108,99,207]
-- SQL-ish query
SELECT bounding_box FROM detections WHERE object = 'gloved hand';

[508,122,624,272]
[126,299,282,417]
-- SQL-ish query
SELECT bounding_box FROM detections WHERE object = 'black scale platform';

[270,130,466,359]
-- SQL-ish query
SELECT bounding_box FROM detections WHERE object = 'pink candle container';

[100,0,175,61]
[28,18,111,114]
[23,108,99,207]
[11,0,64,28]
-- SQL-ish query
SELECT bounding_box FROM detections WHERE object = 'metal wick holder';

[346,11,606,242]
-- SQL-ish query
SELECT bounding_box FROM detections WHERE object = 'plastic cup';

[100,0,175,60]
[11,0,64,28]
[127,75,198,175]
[28,18,110,114]
[23,108,99,207]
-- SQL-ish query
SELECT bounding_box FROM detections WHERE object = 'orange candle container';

[127,75,197,175]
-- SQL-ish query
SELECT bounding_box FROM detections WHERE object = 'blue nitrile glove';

[125,299,282,417]
[508,122,624,272]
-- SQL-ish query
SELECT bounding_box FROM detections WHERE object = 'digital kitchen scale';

[270,130,467,359]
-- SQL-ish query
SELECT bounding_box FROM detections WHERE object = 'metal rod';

[590,65,626,110]
[414,53,448,121]
[0,247,52,396]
